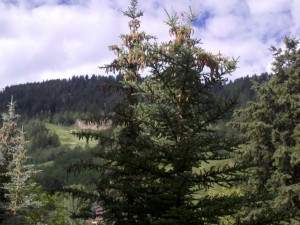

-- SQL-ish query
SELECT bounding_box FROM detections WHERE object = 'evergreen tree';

[71,0,154,224]
[231,36,300,224]
[72,2,247,224]
[0,99,41,224]
[128,9,246,225]
[0,98,20,222]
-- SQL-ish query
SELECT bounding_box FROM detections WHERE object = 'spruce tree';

[128,9,247,225]
[72,3,248,224]
[231,36,300,224]
[0,99,40,224]
[70,0,154,224]
[0,98,20,222]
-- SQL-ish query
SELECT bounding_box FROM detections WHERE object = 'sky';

[0,0,299,89]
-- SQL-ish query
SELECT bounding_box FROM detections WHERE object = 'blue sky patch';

[193,10,211,28]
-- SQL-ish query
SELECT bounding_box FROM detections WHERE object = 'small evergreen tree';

[0,99,41,224]
[231,36,300,224]
[0,98,20,222]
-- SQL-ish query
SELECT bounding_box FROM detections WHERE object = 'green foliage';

[231,36,300,224]
[70,1,156,224]
[0,105,91,224]
[45,123,97,148]
[24,119,61,152]
[24,185,91,225]
[0,63,269,128]
[70,1,248,224]
[3,132,41,215]
[29,145,67,165]
[0,99,41,224]
[0,75,121,121]
[127,8,247,224]
[214,73,272,108]
[0,99,20,222]
[34,146,98,192]
[123,0,143,18]
[1,2,296,224]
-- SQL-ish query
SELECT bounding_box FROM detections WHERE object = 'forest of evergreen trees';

[0,75,123,124]
[0,1,299,224]
[0,73,271,123]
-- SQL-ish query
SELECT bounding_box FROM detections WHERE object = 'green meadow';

[45,123,98,148]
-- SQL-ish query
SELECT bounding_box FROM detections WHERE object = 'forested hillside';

[0,73,271,123]
[0,75,122,124]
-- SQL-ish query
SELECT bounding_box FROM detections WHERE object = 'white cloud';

[291,0,300,35]
[247,0,291,15]
[199,0,242,15]
[194,0,298,80]
[0,0,299,89]
[206,15,244,39]
[0,0,125,88]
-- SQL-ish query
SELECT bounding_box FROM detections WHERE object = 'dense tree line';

[219,72,272,107]
[0,75,122,124]
[0,72,271,125]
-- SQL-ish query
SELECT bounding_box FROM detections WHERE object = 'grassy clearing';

[45,123,98,148]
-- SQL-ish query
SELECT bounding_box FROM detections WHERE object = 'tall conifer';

[231,36,300,224]
[71,0,154,224]
[72,2,247,224]
[129,9,246,225]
